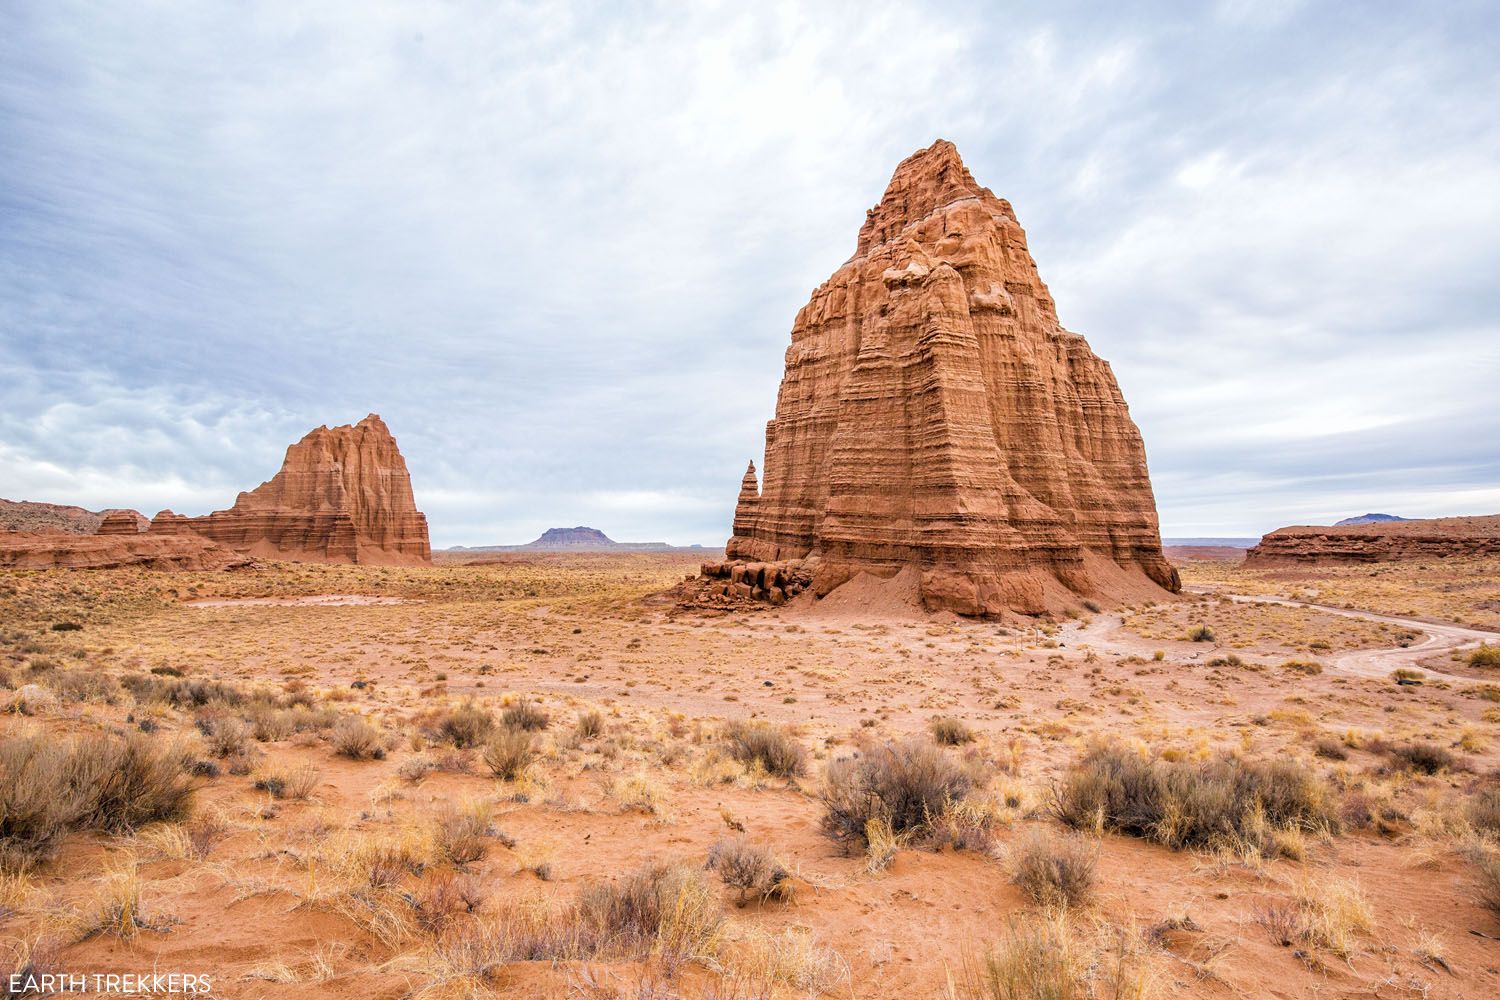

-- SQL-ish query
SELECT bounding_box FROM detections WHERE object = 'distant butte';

[1247,514,1500,565]
[149,414,431,566]
[699,140,1179,617]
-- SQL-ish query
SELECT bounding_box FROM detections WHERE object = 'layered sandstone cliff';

[1246,515,1500,565]
[152,414,431,566]
[0,532,251,571]
[714,140,1178,616]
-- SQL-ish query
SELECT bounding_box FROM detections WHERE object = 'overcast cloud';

[3,0,1498,546]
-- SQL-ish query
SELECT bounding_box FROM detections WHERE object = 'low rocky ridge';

[1,499,147,535]
[0,531,251,571]
[698,140,1178,618]
[1247,514,1500,565]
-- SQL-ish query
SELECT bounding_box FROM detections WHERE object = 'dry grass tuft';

[720,720,807,778]
[481,728,535,781]
[1007,828,1098,909]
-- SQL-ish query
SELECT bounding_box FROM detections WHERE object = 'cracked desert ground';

[4,551,1500,999]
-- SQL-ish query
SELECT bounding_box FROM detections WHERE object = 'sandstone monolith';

[151,414,431,565]
[713,140,1178,616]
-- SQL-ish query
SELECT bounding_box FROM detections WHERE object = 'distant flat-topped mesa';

[151,414,431,566]
[712,140,1179,617]
[1246,515,1500,565]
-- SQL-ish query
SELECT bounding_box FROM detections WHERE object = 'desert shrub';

[1206,654,1244,668]
[928,797,1003,855]
[819,737,972,846]
[122,675,245,709]
[50,622,82,632]
[245,705,295,742]
[501,700,549,732]
[434,801,493,866]
[253,763,318,801]
[1281,659,1323,676]
[433,702,495,749]
[1187,625,1216,642]
[331,717,385,760]
[0,731,194,871]
[412,871,486,937]
[1476,849,1500,917]
[1053,743,1336,855]
[706,836,788,902]
[1312,737,1348,761]
[1385,741,1454,775]
[574,709,605,740]
[204,717,251,759]
[574,862,722,965]
[1467,787,1500,835]
[82,733,196,832]
[481,727,535,780]
[41,668,120,704]
[721,720,807,778]
[1470,644,1500,669]
[1008,828,1097,909]
[929,715,976,746]
[950,915,1088,1000]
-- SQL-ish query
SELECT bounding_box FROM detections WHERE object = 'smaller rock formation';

[96,510,146,535]
[1,499,146,535]
[151,414,431,566]
[1247,515,1500,565]
[0,532,252,571]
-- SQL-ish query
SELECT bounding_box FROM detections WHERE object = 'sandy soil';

[1,553,1498,999]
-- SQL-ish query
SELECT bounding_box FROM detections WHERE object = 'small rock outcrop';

[1246,515,1500,565]
[151,414,431,566]
[96,510,146,535]
[1,499,145,535]
[712,140,1178,617]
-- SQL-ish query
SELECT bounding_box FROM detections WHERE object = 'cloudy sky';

[4,1,1498,546]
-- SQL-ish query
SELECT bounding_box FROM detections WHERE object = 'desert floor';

[3,551,1500,999]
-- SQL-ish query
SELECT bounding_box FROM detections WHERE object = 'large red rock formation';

[151,414,431,566]
[1246,515,1500,565]
[715,140,1178,617]
[96,510,145,535]
[0,532,251,571]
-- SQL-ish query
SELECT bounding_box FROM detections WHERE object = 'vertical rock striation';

[716,140,1177,616]
[151,414,431,566]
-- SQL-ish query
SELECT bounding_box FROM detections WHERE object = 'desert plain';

[2,548,1499,999]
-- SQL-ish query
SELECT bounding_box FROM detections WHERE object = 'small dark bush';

[575,709,605,740]
[1008,828,1097,908]
[1469,645,1500,669]
[1313,738,1348,761]
[1385,741,1454,775]
[819,737,972,846]
[501,700,550,732]
[331,717,385,760]
[482,728,535,780]
[1187,625,1216,642]
[706,836,788,903]
[1468,788,1500,835]
[49,622,82,632]
[928,716,975,746]
[435,702,495,749]
[721,720,807,778]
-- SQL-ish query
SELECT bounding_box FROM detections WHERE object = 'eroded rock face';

[724,140,1178,616]
[152,414,431,566]
[0,532,252,571]
[1246,515,1500,565]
